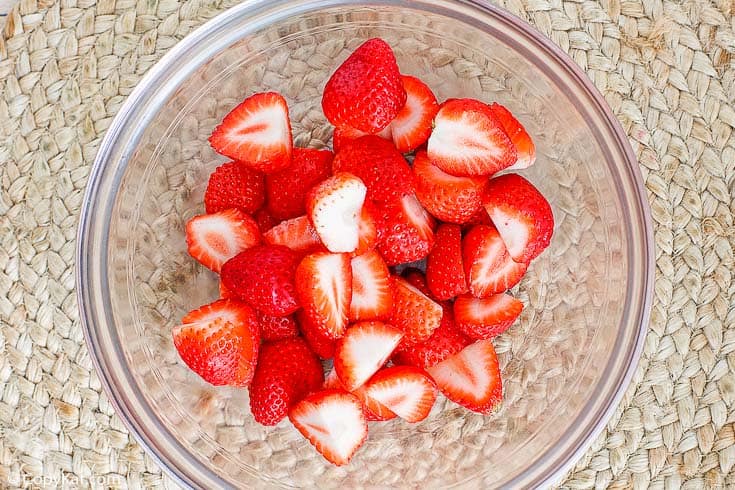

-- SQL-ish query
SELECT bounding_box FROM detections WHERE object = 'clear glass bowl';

[76,1,654,487]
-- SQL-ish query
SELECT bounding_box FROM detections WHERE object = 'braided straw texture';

[1,0,734,488]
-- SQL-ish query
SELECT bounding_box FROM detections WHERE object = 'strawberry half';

[362,366,437,423]
[400,267,432,298]
[376,194,435,266]
[254,207,279,233]
[209,92,293,173]
[489,103,536,169]
[323,368,397,421]
[427,98,517,177]
[354,200,379,256]
[427,339,503,414]
[322,38,406,134]
[426,224,468,301]
[390,276,443,348]
[296,309,337,359]
[263,215,323,253]
[306,172,367,253]
[349,250,393,322]
[219,279,234,299]
[265,147,333,220]
[333,124,392,153]
[295,252,352,339]
[257,311,300,342]
[482,173,554,263]
[334,321,403,391]
[173,299,260,387]
[390,75,439,153]
[454,293,523,340]
[185,208,261,273]
[204,161,265,215]
[462,225,528,298]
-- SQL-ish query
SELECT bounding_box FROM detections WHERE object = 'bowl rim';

[76,0,655,488]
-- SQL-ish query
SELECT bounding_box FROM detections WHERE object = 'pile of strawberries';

[173,38,553,466]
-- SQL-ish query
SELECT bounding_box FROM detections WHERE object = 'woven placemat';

[1,0,734,488]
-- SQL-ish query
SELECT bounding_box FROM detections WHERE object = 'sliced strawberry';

[427,339,502,414]
[249,337,324,426]
[400,267,431,297]
[488,103,536,169]
[462,225,528,298]
[413,151,487,224]
[354,200,379,256]
[362,366,437,423]
[296,309,337,359]
[254,207,279,233]
[349,250,393,322]
[219,279,235,299]
[376,194,435,266]
[322,368,396,421]
[333,124,392,153]
[390,276,443,348]
[289,390,368,466]
[257,311,300,342]
[265,147,333,220]
[263,215,322,253]
[483,173,554,263]
[173,299,260,387]
[220,244,300,316]
[209,92,293,173]
[204,161,265,214]
[426,224,468,300]
[295,252,352,339]
[306,172,367,253]
[186,209,261,273]
[334,321,403,391]
[463,205,492,229]
[454,293,523,340]
[427,98,516,177]
[390,75,439,153]
[322,38,406,134]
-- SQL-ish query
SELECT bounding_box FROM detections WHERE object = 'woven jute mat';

[1,0,734,488]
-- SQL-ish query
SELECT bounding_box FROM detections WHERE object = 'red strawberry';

[354,200,379,257]
[463,205,492,228]
[427,339,502,414]
[334,321,403,391]
[489,103,536,169]
[462,225,528,298]
[413,151,486,224]
[390,277,443,348]
[295,252,352,339]
[333,124,392,153]
[393,305,471,369]
[306,172,367,253]
[249,337,324,426]
[332,135,415,205]
[173,299,260,387]
[426,224,468,300]
[254,207,279,233]
[454,293,523,340]
[482,174,554,263]
[400,267,431,297]
[263,215,322,253]
[322,38,406,134]
[427,98,517,177]
[390,75,439,153]
[204,161,265,214]
[220,245,300,316]
[219,280,234,299]
[376,194,435,266]
[289,390,368,466]
[257,311,300,342]
[362,366,437,423]
[349,250,393,322]
[186,209,261,273]
[265,148,333,220]
[209,92,293,173]
[296,310,337,359]
[323,368,396,422]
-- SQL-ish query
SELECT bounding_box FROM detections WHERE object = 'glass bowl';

[76,0,654,487]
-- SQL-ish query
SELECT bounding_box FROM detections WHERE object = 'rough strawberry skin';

[265,148,333,220]
[296,309,338,359]
[426,223,468,301]
[257,311,300,342]
[204,161,265,215]
[376,195,435,266]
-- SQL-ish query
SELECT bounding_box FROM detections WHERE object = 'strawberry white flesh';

[349,251,393,321]
[334,321,403,391]
[185,209,260,273]
[390,75,439,153]
[463,225,527,297]
[362,366,437,423]
[307,172,367,253]
[295,252,352,339]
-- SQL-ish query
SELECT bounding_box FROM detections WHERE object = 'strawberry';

[393,305,471,369]
[306,172,367,253]
[257,311,300,342]
[254,207,279,233]
[249,337,324,426]
[454,293,523,340]
[220,244,300,316]
[295,252,352,339]
[265,148,333,220]
[390,276,443,348]
[185,209,261,273]
[400,267,431,297]
[289,390,368,466]
[349,250,393,322]
[426,224,468,300]
[489,103,536,169]
[354,200,379,257]
[209,92,293,173]
[332,135,414,205]
[334,321,403,391]
[323,369,397,422]
[427,339,502,414]
[204,161,265,215]
[482,173,554,263]
[296,309,337,359]
[376,194,435,266]
[462,225,528,298]
[413,151,487,224]
[219,280,234,299]
[333,124,392,153]
[362,366,437,423]
[322,38,406,134]
[263,215,323,253]
[427,98,517,177]
[390,75,439,153]
[173,299,260,387]
[463,205,492,228]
